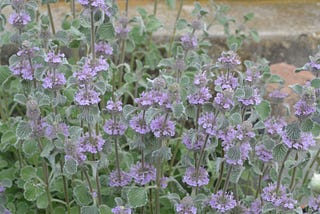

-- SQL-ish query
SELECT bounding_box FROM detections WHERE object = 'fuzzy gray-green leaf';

[16,121,32,139]
[127,187,148,208]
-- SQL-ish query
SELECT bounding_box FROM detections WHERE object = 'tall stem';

[222,165,232,195]
[114,137,122,181]
[276,149,291,193]
[168,0,184,57]
[60,160,71,214]
[153,0,158,16]
[303,148,320,185]
[155,156,161,214]
[289,152,298,191]
[90,8,96,61]
[47,3,55,35]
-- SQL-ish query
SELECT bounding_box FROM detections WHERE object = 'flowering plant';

[0,0,319,213]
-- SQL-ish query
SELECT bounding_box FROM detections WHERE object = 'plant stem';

[90,8,96,61]
[60,160,71,214]
[255,164,267,198]
[37,139,53,214]
[222,165,232,195]
[155,156,161,214]
[71,0,76,18]
[153,0,158,16]
[95,167,102,205]
[303,148,320,185]
[276,149,291,193]
[195,135,209,194]
[47,3,55,35]
[83,168,94,194]
[289,152,298,191]
[168,0,184,57]
[114,137,122,181]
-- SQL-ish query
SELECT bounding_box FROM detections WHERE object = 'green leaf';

[285,123,301,140]
[21,166,37,181]
[230,113,242,125]
[311,78,320,88]
[234,88,245,98]
[244,12,254,22]
[253,121,265,130]
[269,74,283,83]
[172,102,185,119]
[290,84,303,95]
[226,146,241,163]
[0,66,11,86]
[99,205,112,214]
[14,94,27,105]
[73,184,92,206]
[81,206,99,214]
[94,81,107,94]
[229,166,244,183]
[165,0,175,9]
[145,107,161,124]
[127,187,148,208]
[36,192,48,209]
[262,202,275,213]
[22,139,38,157]
[272,143,288,162]
[41,0,57,3]
[0,130,17,151]
[122,104,137,120]
[16,121,32,139]
[35,91,51,107]
[64,157,78,175]
[301,118,314,132]
[255,100,271,120]
[312,123,320,137]
[23,180,45,201]
[97,22,115,41]
[152,146,172,161]
[146,15,162,32]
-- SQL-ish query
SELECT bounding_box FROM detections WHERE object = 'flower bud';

[26,99,40,121]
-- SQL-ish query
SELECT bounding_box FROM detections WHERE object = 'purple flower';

[219,124,255,149]
[261,183,297,210]
[103,119,127,136]
[109,170,131,187]
[17,47,39,58]
[78,0,111,16]
[111,206,132,214]
[0,185,5,193]
[45,122,69,140]
[198,112,218,136]
[217,50,241,69]
[264,116,287,136]
[74,57,109,83]
[153,91,172,109]
[238,88,261,106]
[74,87,101,106]
[106,99,123,113]
[269,89,288,100]
[214,73,238,90]
[129,162,156,185]
[245,68,261,83]
[255,144,273,162]
[9,59,33,80]
[42,72,66,89]
[65,140,87,164]
[182,166,209,187]
[95,41,113,56]
[129,113,150,134]
[282,132,315,151]
[45,51,65,66]
[150,115,175,138]
[309,195,320,213]
[214,91,234,110]
[115,26,130,40]
[135,91,154,108]
[175,196,197,214]
[4,209,11,214]
[30,120,46,138]
[182,129,208,151]
[209,190,237,212]
[160,176,169,188]
[187,87,212,105]
[193,72,207,86]
[294,99,316,117]
[180,34,198,50]
[79,132,105,154]
[8,11,31,28]
[248,199,262,214]
[225,142,251,166]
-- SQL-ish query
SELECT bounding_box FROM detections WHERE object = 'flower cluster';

[109,170,131,187]
[282,131,315,151]
[79,132,105,154]
[182,166,209,187]
[309,195,320,213]
[103,119,127,136]
[129,113,150,134]
[180,34,198,50]
[217,50,241,69]
[175,196,197,214]
[111,206,132,214]
[182,130,208,151]
[209,190,237,212]
[150,115,175,138]
[198,112,218,136]
[78,0,111,16]
[129,162,156,185]
[261,183,297,210]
